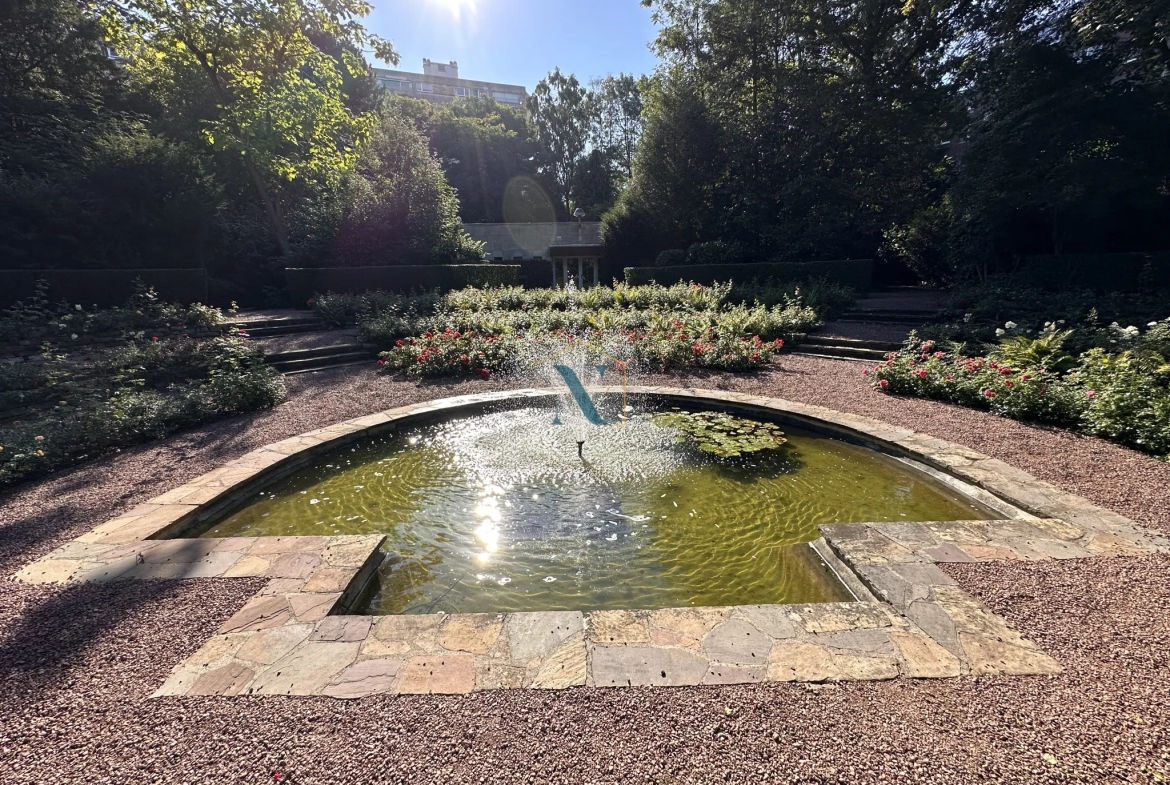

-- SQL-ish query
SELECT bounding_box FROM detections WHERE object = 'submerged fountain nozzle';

[577,440,585,459]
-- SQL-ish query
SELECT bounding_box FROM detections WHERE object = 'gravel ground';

[2,355,1170,783]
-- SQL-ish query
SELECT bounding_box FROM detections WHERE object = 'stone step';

[267,348,375,374]
[265,344,371,363]
[801,336,901,352]
[281,358,376,376]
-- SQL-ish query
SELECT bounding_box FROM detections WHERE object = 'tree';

[389,95,544,223]
[0,0,126,174]
[617,0,968,265]
[329,112,483,266]
[526,68,592,216]
[591,74,644,183]
[99,0,397,256]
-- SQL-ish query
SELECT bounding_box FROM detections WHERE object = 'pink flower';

[377,359,386,366]
[306,299,315,307]
[773,338,784,348]
[151,336,159,341]
[1086,390,1096,398]
[983,389,996,399]
[395,339,405,347]
[476,368,491,379]
[999,367,1013,375]
[34,435,45,442]
[914,369,929,379]
[879,379,889,389]
[1003,380,1014,388]
[424,331,434,339]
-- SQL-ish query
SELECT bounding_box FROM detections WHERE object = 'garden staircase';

[263,344,376,375]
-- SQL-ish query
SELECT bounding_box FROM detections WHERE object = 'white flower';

[75,304,82,311]
[1150,322,1159,328]
[1057,320,1065,325]
[1004,321,1017,330]
[70,333,78,340]
[1124,326,1140,337]
[963,313,973,323]
[996,328,1006,337]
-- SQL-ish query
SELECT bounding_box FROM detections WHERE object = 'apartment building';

[373,59,527,107]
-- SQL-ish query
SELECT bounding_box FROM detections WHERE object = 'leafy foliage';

[0,329,285,489]
[869,324,1170,457]
[327,112,483,266]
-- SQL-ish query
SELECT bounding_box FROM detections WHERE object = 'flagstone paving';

[10,388,1168,698]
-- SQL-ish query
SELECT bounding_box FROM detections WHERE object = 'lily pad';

[652,410,787,458]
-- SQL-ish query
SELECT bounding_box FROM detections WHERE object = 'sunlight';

[427,0,477,21]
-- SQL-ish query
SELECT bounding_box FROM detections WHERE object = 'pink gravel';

[2,356,1169,783]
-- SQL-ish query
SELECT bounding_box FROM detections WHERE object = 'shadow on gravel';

[0,503,91,576]
[0,578,186,709]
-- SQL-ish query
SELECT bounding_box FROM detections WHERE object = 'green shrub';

[655,249,688,267]
[686,241,747,266]
[624,259,874,291]
[285,264,520,302]
[0,331,285,489]
[0,280,227,347]
[870,327,1170,457]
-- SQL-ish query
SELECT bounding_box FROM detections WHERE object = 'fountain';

[179,320,1007,616]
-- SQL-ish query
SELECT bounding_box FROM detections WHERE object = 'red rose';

[476,368,491,379]
[879,379,889,389]
[377,359,386,366]
[395,339,404,347]
[151,336,159,341]
[773,338,784,348]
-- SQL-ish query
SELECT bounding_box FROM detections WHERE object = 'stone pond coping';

[11,388,1170,697]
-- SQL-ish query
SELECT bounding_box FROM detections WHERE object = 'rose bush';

[869,326,1170,457]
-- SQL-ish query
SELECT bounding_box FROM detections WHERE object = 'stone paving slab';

[17,387,1170,697]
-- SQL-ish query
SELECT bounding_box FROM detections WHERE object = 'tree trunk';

[246,159,292,257]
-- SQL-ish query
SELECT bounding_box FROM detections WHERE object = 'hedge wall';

[0,269,208,308]
[285,265,520,301]
[624,259,874,291]
[1016,253,1170,291]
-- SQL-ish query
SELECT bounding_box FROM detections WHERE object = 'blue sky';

[364,0,661,89]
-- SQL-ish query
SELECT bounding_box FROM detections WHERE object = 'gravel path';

[2,355,1169,783]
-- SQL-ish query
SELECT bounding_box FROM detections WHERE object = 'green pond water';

[199,406,994,614]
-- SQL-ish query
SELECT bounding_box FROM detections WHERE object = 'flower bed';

[369,282,812,378]
[868,320,1170,457]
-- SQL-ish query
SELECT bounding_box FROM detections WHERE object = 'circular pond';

[199,401,996,614]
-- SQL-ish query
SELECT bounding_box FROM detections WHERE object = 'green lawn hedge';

[624,260,873,291]
[1016,253,1170,292]
[285,265,520,303]
[0,269,208,308]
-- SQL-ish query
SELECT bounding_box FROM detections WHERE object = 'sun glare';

[429,0,477,21]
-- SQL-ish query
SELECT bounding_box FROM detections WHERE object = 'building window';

[493,92,522,105]
[418,83,434,93]
[454,87,468,97]
[380,79,412,92]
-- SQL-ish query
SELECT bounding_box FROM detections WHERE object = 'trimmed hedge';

[285,265,520,301]
[624,260,873,291]
[1017,253,1170,291]
[0,269,208,308]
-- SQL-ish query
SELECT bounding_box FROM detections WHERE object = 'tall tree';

[98,0,397,256]
[591,73,645,183]
[526,68,592,216]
